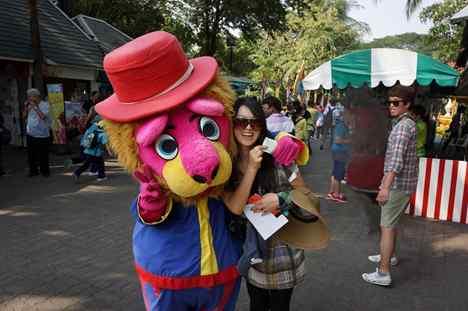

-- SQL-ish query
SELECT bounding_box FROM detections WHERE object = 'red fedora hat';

[95,31,218,122]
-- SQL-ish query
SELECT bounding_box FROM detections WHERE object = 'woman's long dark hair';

[230,97,277,194]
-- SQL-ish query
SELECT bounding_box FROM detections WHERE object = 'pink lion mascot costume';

[95,31,308,310]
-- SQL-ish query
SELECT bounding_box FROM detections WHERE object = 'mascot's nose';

[181,138,220,184]
[192,165,219,184]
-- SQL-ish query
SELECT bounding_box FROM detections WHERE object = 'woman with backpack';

[72,116,108,181]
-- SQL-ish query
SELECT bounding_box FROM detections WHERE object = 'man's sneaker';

[362,268,392,286]
[368,254,399,266]
[84,171,99,176]
[96,177,108,182]
[250,258,263,265]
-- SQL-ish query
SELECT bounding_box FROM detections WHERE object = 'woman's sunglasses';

[387,100,405,107]
[233,117,263,130]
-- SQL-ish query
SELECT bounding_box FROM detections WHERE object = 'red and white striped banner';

[407,158,468,223]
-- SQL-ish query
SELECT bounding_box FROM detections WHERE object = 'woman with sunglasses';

[223,96,308,311]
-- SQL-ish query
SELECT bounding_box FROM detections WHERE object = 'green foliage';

[165,0,306,56]
[71,0,306,59]
[248,0,361,84]
[360,32,436,56]
[71,0,166,38]
[419,0,468,62]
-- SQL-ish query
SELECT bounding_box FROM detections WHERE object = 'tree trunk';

[28,0,45,92]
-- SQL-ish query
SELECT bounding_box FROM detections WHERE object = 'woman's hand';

[247,145,264,172]
[252,193,279,215]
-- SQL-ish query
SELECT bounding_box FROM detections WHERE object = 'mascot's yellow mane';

[102,73,237,201]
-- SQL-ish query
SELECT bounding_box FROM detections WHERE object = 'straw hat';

[276,187,330,250]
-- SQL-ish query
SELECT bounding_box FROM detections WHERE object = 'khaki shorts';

[380,190,410,228]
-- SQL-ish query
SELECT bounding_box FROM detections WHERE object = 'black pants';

[27,135,50,176]
[74,155,105,178]
[247,283,293,311]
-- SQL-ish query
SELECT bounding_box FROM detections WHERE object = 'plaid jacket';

[383,113,418,194]
[247,239,305,290]
[247,166,305,290]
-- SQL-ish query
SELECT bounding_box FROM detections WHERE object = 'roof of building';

[451,5,468,23]
[72,15,132,53]
[0,0,103,68]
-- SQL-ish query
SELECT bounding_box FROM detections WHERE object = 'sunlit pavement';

[1,144,468,310]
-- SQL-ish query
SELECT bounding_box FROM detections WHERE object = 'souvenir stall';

[302,48,467,224]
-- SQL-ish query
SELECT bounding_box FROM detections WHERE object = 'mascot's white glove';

[273,135,305,166]
[133,165,169,224]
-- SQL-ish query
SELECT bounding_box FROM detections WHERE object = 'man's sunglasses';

[233,117,263,130]
[387,100,406,107]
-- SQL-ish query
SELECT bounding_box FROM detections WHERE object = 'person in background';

[315,104,324,142]
[83,90,101,114]
[262,96,294,137]
[73,116,108,182]
[362,85,418,287]
[22,88,51,177]
[291,100,309,144]
[410,105,428,157]
[320,97,336,150]
[84,91,102,129]
[306,100,318,138]
[327,108,351,203]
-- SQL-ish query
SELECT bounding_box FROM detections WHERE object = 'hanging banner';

[46,84,66,144]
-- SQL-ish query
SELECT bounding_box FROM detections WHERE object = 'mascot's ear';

[136,115,169,147]
[186,97,225,117]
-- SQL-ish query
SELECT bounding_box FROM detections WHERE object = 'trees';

[419,0,467,62]
[71,0,167,38]
[248,0,362,84]
[165,0,306,56]
[360,32,435,56]
[374,0,424,18]
[71,0,305,58]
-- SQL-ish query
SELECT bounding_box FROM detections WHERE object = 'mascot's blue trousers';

[131,198,241,311]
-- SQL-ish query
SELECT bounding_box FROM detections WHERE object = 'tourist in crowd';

[362,85,418,287]
[410,105,428,157]
[262,96,294,137]
[22,88,51,177]
[73,116,108,182]
[291,99,310,144]
[320,96,337,150]
[306,100,319,138]
[327,108,351,203]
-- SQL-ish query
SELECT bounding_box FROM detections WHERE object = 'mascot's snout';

[181,137,220,184]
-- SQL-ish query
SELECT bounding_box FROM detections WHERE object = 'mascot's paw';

[273,135,304,166]
[134,165,169,224]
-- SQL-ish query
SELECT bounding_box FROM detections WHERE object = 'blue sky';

[348,0,442,41]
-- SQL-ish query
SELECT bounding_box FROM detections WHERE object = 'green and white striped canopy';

[302,48,460,90]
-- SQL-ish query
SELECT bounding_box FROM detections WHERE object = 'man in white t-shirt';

[262,96,294,137]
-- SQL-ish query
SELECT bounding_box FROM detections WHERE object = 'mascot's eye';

[199,117,220,141]
[155,134,178,160]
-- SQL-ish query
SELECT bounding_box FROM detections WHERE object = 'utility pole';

[28,0,45,92]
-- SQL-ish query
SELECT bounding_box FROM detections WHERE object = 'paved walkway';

[1,143,468,310]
